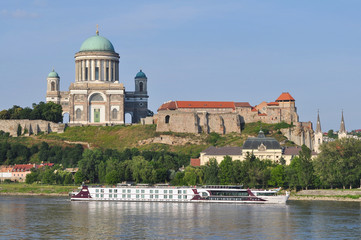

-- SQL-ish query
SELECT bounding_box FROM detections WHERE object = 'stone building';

[46,29,150,125]
[156,92,299,135]
[197,131,317,166]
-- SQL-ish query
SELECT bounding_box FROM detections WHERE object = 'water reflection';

[0,197,360,239]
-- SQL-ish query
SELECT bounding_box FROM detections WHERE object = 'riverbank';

[289,189,361,202]
[0,184,76,196]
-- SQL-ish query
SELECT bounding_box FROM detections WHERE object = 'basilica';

[46,29,150,125]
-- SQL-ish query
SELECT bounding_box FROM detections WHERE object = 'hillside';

[3,122,295,157]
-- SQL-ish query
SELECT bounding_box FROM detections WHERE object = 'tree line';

[0,102,63,123]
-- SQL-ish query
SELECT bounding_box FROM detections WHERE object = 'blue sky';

[1,0,361,131]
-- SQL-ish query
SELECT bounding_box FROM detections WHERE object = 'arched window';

[76,109,82,120]
[165,115,170,124]
[51,82,55,91]
[318,138,321,144]
[89,93,104,102]
[139,82,143,92]
[112,108,118,119]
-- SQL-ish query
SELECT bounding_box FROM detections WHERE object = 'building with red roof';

[156,92,299,135]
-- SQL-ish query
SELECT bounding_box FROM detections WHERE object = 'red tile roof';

[12,164,35,172]
[235,102,252,108]
[190,158,200,167]
[251,107,258,112]
[158,101,236,110]
[276,92,295,102]
[258,113,267,116]
[267,102,279,106]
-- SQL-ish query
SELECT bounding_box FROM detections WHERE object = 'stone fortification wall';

[156,111,241,134]
[281,122,314,150]
[0,120,65,137]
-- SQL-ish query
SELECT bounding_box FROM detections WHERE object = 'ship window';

[122,194,125,198]
[96,189,99,193]
[109,189,112,193]
[155,190,159,194]
[114,194,117,198]
[150,190,153,193]
[101,189,104,193]
[127,189,131,193]
[127,194,131,198]
[178,190,182,194]
[136,189,139,193]
[101,194,103,198]
[155,195,159,199]
[141,195,145,198]
[141,189,145,193]
[169,195,173,199]
[96,194,99,198]
[150,195,153,199]
[164,195,168,199]
[165,115,170,124]
[114,189,118,193]
[164,190,168,194]
[178,195,182,199]
[183,190,187,194]
[169,190,173,194]
[109,194,112,198]
[183,195,187,199]
[136,195,140,198]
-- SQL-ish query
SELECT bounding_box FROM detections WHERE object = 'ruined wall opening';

[165,115,170,124]
[63,112,69,123]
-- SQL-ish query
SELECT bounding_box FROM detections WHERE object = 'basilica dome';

[79,33,115,52]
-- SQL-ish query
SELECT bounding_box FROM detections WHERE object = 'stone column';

[112,62,116,82]
[91,60,95,81]
[81,60,85,81]
[108,60,112,82]
[103,60,106,81]
[75,60,78,82]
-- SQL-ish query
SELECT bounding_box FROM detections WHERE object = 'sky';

[1,0,361,131]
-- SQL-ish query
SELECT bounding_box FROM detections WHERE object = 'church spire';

[316,110,322,133]
[340,110,346,134]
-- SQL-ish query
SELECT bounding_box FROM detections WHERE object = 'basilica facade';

[46,29,150,125]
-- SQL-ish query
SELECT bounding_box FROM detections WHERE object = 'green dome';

[79,34,115,52]
[48,69,59,78]
[135,70,147,79]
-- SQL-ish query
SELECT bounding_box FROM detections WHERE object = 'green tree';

[74,171,85,184]
[268,165,285,187]
[219,156,234,184]
[17,124,22,136]
[297,145,314,190]
[203,158,219,185]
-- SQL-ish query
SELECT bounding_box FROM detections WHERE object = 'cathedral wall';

[0,120,65,137]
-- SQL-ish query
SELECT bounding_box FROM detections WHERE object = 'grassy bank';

[0,183,77,196]
[290,189,361,201]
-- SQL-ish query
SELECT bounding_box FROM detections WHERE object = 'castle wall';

[156,111,198,133]
[281,122,314,150]
[0,120,66,137]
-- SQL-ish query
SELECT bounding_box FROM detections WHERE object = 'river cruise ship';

[71,185,289,204]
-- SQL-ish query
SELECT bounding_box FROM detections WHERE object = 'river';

[0,196,360,239]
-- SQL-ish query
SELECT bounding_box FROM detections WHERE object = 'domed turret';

[48,69,59,78]
[135,70,147,79]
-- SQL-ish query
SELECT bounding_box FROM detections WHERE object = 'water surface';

[0,196,360,239]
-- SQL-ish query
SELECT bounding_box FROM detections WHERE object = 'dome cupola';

[135,70,147,79]
[48,69,59,78]
[79,29,115,52]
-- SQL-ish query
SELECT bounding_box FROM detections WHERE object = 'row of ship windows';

[95,194,188,199]
[95,189,187,194]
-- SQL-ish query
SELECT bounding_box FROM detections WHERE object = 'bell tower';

[46,69,60,104]
[314,111,323,153]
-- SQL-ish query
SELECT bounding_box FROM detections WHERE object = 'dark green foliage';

[0,102,62,123]
[206,132,222,146]
[17,124,22,136]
